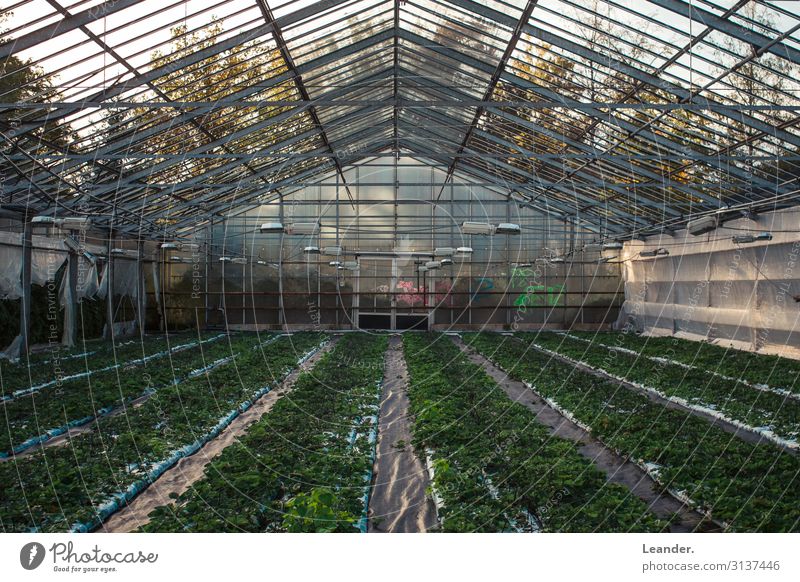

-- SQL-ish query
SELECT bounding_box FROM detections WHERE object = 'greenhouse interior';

[0,0,799,537]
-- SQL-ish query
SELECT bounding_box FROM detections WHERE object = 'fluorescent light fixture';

[434,247,454,257]
[231,257,247,265]
[323,246,342,256]
[33,216,91,230]
[110,248,138,258]
[687,216,718,236]
[219,256,232,262]
[640,248,669,257]
[160,242,179,249]
[732,232,772,244]
[461,221,495,236]
[256,260,267,265]
[61,217,91,230]
[418,266,428,273]
[169,255,184,262]
[549,257,565,264]
[285,222,319,235]
[455,246,473,256]
[259,222,284,233]
[602,241,624,250]
[342,261,359,271]
[329,261,341,267]
[495,223,521,235]
[511,262,531,268]
[303,246,321,255]
[425,260,441,269]
[440,258,453,266]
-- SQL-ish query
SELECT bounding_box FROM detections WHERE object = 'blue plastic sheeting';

[69,383,276,533]
[357,381,383,533]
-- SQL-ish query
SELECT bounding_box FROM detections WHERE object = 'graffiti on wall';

[470,268,565,307]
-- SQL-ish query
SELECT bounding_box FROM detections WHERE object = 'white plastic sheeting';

[616,207,800,355]
[0,232,22,299]
[112,258,139,299]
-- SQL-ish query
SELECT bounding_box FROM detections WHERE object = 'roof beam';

[649,0,800,66]
[0,0,146,58]
[254,0,357,208]
[435,0,541,200]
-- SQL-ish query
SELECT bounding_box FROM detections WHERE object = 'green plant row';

[569,331,800,396]
[0,332,326,532]
[140,332,388,533]
[1,331,223,393]
[526,333,800,447]
[0,333,260,456]
[466,332,800,532]
[402,333,665,533]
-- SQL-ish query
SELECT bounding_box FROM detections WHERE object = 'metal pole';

[137,239,146,336]
[20,218,32,355]
[104,228,114,340]
[335,171,340,329]
[241,222,246,327]
[278,201,285,331]
[204,220,211,329]
[65,230,79,347]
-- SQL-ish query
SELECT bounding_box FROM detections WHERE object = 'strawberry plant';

[0,333,256,456]
[0,332,326,532]
[527,332,800,446]
[569,331,800,396]
[140,333,387,533]
[467,332,800,532]
[402,333,665,533]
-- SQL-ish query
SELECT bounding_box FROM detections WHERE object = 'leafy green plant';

[466,332,800,532]
[140,333,387,533]
[402,333,664,533]
[527,332,800,445]
[0,332,326,532]
[282,488,357,533]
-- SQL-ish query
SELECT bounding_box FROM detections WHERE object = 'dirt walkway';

[100,338,337,533]
[368,335,437,533]
[452,335,718,533]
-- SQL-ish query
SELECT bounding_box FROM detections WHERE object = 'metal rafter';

[254,0,356,208]
[434,0,540,201]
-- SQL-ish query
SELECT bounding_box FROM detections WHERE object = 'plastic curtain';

[616,208,800,353]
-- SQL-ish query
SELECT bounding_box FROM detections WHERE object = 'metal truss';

[0,0,798,239]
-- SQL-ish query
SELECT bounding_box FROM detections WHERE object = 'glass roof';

[1,0,798,238]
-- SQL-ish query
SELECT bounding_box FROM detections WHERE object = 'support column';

[64,231,79,347]
[137,239,146,336]
[278,200,285,331]
[204,221,211,329]
[335,171,340,329]
[157,246,165,333]
[104,228,115,340]
[20,218,33,356]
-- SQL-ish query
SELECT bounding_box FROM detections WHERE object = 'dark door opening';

[395,314,428,330]
[358,314,392,330]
